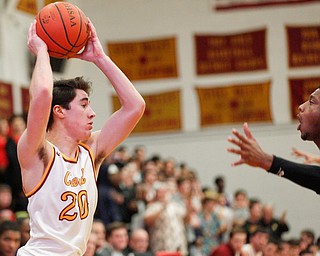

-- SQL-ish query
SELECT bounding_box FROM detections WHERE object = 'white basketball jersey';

[17,142,97,256]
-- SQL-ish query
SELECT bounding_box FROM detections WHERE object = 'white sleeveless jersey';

[17,142,97,256]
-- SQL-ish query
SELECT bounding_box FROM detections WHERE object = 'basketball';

[35,2,90,59]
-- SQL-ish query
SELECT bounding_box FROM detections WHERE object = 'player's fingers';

[231,159,245,166]
[243,122,254,140]
[227,147,242,155]
[231,128,249,145]
[87,18,97,38]
[227,136,243,147]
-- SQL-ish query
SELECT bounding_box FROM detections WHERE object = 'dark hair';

[0,220,20,236]
[229,227,247,239]
[47,77,92,131]
[106,221,127,238]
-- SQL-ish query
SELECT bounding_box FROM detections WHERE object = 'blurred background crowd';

[0,114,319,256]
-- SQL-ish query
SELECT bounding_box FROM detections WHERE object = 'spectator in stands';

[287,238,301,256]
[232,189,250,228]
[172,174,201,253]
[91,219,111,256]
[17,215,30,247]
[116,164,138,225]
[262,239,280,256]
[98,221,129,256]
[129,145,147,184]
[83,232,98,256]
[242,198,263,240]
[95,160,123,227]
[213,176,232,206]
[158,157,177,182]
[0,220,21,256]
[144,182,187,255]
[215,192,234,243]
[259,203,289,242]
[210,227,247,256]
[0,184,15,223]
[299,229,315,252]
[0,117,9,183]
[198,190,224,255]
[241,227,269,256]
[125,228,153,256]
[5,114,27,212]
[0,184,13,211]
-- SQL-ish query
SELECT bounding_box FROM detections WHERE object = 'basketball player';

[228,88,320,194]
[17,19,145,255]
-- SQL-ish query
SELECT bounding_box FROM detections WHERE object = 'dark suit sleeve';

[268,156,320,194]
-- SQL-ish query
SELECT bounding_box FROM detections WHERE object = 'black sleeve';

[268,156,320,194]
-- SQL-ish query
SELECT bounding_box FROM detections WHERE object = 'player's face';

[0,230,21,256]
[65,89,96,140]
[297,88,320,143]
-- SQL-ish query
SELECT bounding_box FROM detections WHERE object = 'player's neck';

[46,130,79,158]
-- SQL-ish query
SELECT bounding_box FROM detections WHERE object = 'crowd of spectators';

[0,114,319,255]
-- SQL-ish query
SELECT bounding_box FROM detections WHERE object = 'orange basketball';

[35,2,90,59]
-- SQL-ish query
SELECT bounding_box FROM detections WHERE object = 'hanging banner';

[287,25,320,68]
[21,87,30,114]
[196,81,272,127]
[195,29,267,75]
[16,0,38,15]
[0,82,13,119]
[289,77,320,120]
[213,0,320,11]
[112,90,181,133]
[107,37,178,81]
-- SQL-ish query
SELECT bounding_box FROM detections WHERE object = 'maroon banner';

[214,0,320,11]
[195,29,267,75]
[289,77,320,119]
[0,82,13,119]
[287,25,320,68]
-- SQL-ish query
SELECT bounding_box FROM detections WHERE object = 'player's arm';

[74,20,145,165]
[18,21,53,171]
[269,156,320,194]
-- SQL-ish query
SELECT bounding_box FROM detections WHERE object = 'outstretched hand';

[227,123,273,170]
[71,18,105,62]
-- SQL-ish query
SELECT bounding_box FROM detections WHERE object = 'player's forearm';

[268,156,320,194]
[30,48,53,100]
[94,54,145,114]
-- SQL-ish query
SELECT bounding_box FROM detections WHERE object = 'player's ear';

[53,105,65,118]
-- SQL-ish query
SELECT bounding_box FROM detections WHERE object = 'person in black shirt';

[227,88,320,194]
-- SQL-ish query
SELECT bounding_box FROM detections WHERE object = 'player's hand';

[227,122,273,170]
[27,20,47,55]
[72,18,105,62]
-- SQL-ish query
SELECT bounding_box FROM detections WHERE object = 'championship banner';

[112,90,181,133]
[107,37,178,81]
[289,77,320,120]
[213,0,320,11]
[196,81,272,126]
[287,25,320,68]
[0,82,13,119]
[21,87,30,114]
[16,0,38,15]
[195,29,267,75]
